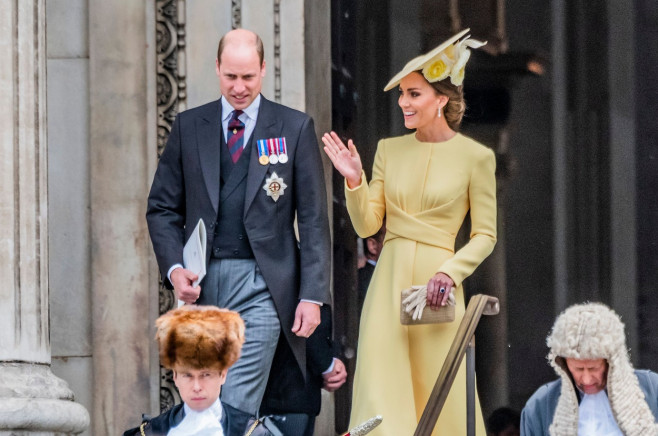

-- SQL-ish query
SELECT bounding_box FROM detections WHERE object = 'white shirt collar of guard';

[167,398,223,436]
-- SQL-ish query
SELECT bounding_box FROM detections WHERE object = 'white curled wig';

[546,302,658,436]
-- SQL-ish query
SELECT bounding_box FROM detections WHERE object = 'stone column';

[89,0,155,433]
[0,0,90,434]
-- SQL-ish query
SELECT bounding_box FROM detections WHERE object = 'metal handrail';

[414,294,500,436]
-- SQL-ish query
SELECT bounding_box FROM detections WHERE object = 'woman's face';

[398,72,444,131]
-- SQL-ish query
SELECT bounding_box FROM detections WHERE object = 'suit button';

[238,234,244,240]
[209,222,215,229]
[214,248,220,255]
[233,249,239,255]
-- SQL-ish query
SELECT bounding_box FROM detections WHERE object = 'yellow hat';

[383,28,486,91]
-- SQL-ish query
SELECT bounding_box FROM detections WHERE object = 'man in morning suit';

[146,28,331,434]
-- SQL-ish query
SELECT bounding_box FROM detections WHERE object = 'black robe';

[123,402,230,436]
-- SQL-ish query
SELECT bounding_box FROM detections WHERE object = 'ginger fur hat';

[546,302,658,436]
[156,305,245,371]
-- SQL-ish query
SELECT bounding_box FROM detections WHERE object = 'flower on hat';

[449,48,471,86]
[422,53,455,83]
[422,35,487,86]
[422,45,457,83]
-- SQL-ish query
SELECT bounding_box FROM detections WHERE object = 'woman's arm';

[438,148,497,287]
[344,139,386,238]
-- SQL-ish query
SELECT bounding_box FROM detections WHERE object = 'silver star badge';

[263,172,287,202]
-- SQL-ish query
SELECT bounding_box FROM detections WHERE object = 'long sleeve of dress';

[344,138,387,238]
[438,148,497,287]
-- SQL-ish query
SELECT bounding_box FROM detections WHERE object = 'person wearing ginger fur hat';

[124,306,245,436]
[521,302,658,436]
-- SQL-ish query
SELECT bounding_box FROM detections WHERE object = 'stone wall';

[47,1,94,433]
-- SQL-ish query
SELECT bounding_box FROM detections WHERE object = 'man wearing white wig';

[521,302,658,436]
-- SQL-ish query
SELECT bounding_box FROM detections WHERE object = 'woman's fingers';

[330,131,344,146]
[347,139,359,157]
[440,286,450,306]
[322,132,363,186]
[321,134,336,155]
[426,279,439,308]
[322,132,344,151]
[426,272,455,309]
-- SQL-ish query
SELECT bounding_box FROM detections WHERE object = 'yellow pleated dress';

[345,132,497,435]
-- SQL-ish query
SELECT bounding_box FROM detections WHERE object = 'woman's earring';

[437,106,442,118]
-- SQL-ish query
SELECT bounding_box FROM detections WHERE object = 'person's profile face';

[565,358,608,395]
[216,44,265,110]
[397,72,446,132]
[173,366,227,412]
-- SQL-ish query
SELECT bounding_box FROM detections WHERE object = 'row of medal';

[257,137,289,165]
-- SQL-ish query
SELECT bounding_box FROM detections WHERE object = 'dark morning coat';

[146,96,331,375]
[260,305,335,417]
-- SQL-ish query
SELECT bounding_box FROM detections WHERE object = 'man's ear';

[260,60,266,78]
[216,58,221,77]
[366,237,378,256]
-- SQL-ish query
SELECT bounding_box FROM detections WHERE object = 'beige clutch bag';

[400,285,455,325]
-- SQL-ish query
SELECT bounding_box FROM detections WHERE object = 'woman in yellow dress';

[322,29,496,435]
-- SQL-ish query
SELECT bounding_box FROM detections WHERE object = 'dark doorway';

[329,1,392,432]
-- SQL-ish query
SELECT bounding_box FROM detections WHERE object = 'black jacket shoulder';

[123,404,185,436]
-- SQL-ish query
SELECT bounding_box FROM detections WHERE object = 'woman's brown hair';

[429,79,465,131]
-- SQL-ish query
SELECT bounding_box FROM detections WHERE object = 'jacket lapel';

[197,100,223,214]
[244,97,281,215]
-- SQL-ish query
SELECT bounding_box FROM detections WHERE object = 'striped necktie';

[227,110,245,163]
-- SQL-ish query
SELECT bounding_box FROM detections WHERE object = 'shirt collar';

[171,398,223,436]
[221,94,261,122]
[182,398,222,421]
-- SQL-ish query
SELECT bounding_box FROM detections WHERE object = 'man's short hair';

[216,30,265,66]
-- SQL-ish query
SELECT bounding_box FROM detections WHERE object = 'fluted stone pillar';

[89,0,155,433]
[0,0,90,434]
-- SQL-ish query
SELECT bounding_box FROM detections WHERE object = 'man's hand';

[322,358,347,392]
[171,267,200,304]
[291,301,321,337]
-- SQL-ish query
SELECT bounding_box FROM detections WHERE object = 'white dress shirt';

[167,398,224,436]
[578,390,623,436]
[220,95,261,145]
